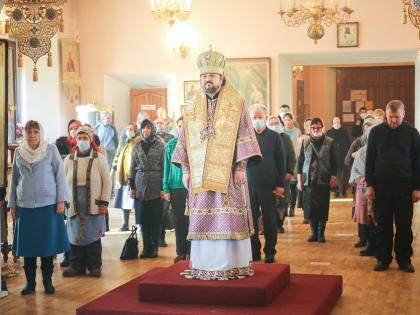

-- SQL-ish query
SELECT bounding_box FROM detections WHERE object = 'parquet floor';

[1,197,420,315]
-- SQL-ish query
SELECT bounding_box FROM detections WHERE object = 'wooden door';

[130,88,167,122]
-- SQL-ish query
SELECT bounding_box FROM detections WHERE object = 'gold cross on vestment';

[221,102,239,119]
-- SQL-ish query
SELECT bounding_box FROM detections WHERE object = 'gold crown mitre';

[196,47,226,75]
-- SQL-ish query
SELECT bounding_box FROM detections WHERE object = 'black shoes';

[307,234,318,242]
[277,227,285,233]
[264,255,275,264]
[399,262,415,273]
[21,282,36,295]
[374,261,389,271]
[60,255,70,267]
[334,191,340,198]
[360,248,375,256]
[149,248,159,258]
[139,250,150,259]
[159,239,168,247]
[354,239,367,248]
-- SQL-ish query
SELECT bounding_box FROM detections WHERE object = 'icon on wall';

[337,22,359,48]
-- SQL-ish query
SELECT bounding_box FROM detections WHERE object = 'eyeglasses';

[311,127,322,131]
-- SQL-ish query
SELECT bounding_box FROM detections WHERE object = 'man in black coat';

[247,104,286,264]
[366,100,420,273]
[326,117,350,198]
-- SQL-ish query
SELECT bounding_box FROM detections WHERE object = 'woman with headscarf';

[266,115,296,233]
[55,119,83,267]
[112,122,142,231]
[129,119,165,258]
[349,124,378,256]
[62,126,111,278]
[55,119,83,157]
[8,120,69,295]
[345,117,377,248]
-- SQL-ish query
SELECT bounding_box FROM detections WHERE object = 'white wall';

[20,36,61,142]
[104,75,130,135]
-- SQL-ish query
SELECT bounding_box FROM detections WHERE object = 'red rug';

[77,264,342,315]
[139,262,290,306]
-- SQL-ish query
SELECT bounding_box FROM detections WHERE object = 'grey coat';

[281,133,296,176]
[129,140,165,201]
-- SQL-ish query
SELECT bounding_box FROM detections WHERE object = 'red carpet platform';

[139,262,290,306]
[77,262,343,315]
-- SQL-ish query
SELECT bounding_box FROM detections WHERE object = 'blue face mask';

[78,140,91,152]
[252,119,266,131]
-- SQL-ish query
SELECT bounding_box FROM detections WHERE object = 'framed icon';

[337,22,359,48]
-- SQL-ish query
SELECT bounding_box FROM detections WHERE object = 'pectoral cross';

[200,125,215,142]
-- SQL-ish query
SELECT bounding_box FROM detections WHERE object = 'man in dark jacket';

[248,104,286,263]
[326,117,350,198]
[366,100,420,273]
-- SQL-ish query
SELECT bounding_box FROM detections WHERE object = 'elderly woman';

[129,119,165,259]
[266,115,296,233]
[62,126,111,278]
[297,118,337,243]
[9,120,69,295]
[111,122,142,231]
[349,124,378,256]
[84,123,107,157]
[283,113,301,217]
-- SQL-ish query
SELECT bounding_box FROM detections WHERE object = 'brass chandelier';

[5,0,67,82]
[402,0,420,38]
[278,0,354,44]
[150,0,191,27]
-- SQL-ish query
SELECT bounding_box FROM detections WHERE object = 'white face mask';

[332,123,340,130]
[126,130,135,139]
[360,113,367,119]
[268,125,282,133]
[77,140,90,152]
[70,130,77,139]
[252,119,266,131]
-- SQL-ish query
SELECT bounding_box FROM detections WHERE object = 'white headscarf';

[19,121,49,164]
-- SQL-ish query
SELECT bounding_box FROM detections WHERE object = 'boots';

[41,258,55,295]
[139,225,151,258]
[360,237,376,256]
[21,261,36,295]
[119,209,130,231]
[288,208,295,217]
[307,220,318,242]
[318,221,326,243]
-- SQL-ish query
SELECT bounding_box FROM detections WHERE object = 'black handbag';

[120,225,139,260]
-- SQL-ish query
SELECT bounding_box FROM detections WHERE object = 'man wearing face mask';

[298,118,337,243]
[172,47,262,280]
[96,112,119,170]
[266,115,296,234]
[326,117,350,198]
[247,105,286,263]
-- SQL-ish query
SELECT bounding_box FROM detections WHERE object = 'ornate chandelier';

[402,0,420,38]
[278,0,354,44]
[150,0,191,27]
[4,0,67,82]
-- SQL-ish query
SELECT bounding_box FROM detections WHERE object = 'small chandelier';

[292,65,304,78]
[150,0,191,27]
[278,0,354,44]
[5,0,67,82]
[402,0,420,38]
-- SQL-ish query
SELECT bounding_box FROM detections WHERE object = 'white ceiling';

[108,73,176,88]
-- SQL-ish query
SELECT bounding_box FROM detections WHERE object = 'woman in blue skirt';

[62,126,111,278]
[9,120,69,295]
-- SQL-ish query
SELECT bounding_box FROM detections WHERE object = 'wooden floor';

[1,197,420,315]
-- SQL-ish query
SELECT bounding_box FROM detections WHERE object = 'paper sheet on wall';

[351,90,367,101]
[343,100,352,113]
[355,101,365,113]
[343,114,355,123]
